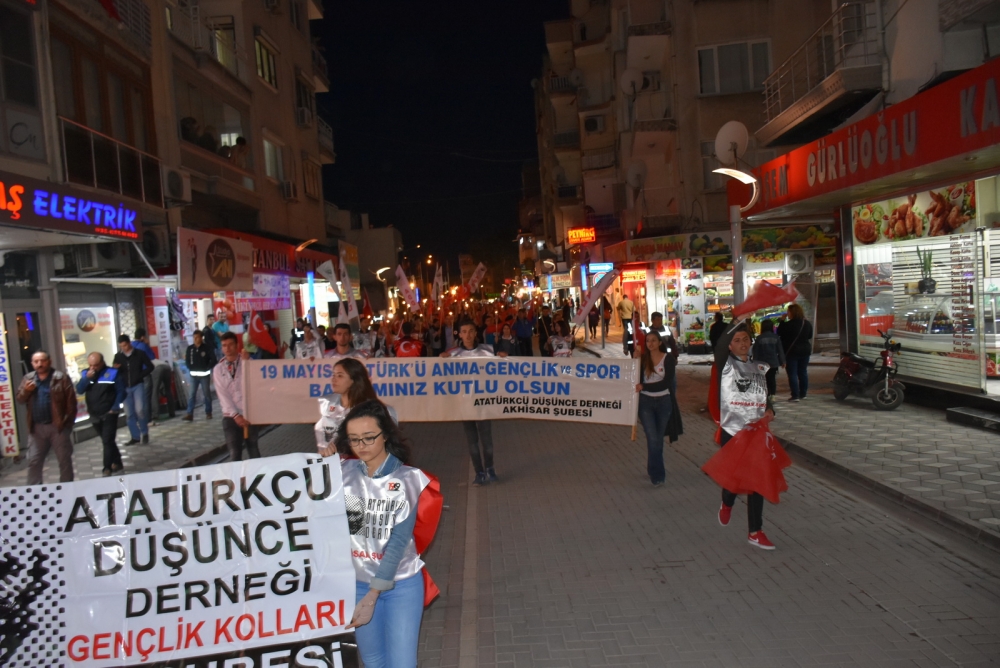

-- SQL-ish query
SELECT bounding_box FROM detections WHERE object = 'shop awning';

[51,276,179,289]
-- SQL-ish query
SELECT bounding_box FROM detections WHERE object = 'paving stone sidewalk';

[0,399,254,487]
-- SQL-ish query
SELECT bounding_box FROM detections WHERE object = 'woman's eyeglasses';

[349,433,383,448]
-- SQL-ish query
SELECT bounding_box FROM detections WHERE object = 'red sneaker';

[748,531,775,550]
[718,504,732,526]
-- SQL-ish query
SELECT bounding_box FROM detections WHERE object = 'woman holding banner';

[634,329,678,486]
[314,358,397,456]
[339,401,442,668]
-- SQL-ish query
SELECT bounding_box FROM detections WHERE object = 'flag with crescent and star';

[248,311,277,354]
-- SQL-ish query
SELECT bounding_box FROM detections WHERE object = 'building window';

[175,72,250,167]
[50,31,154,151]
[698,40,770,95]
[295,78,314,114]
[255,39,278,87]
[0,5,37,108]
[263,138,284,180]
[289,1,304,33]
[303,158,321,199]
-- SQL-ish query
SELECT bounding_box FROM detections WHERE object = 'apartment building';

[532,0,831,259]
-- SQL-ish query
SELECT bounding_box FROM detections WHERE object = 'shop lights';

[712,167,760,212]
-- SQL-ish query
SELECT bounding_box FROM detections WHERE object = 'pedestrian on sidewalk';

[315,358,398,456]
[76,352,126,476]
[114,335,154,445]
[202,315,221,358]
[752,319,785,397]
[635,330,679,486]
[184,330,216,421]
[714,323,778,549]
[132,328,158,425]
[148,359,176,424]
[588,305,599,339]
[214,332,260,461]
[16,351,77,484]
[617,294,636,356]
[536,305,554,357]
[339,400,442,668]
[443,319,506,485]
[708,313,727,351]
[778,304,813,402]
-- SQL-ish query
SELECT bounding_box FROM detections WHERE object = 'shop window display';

[60,306,117,421]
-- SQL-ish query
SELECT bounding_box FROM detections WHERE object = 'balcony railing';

[60,117,162,207]
[553,130,580,149]
[180,141,255,192]
[582,149,615,171]
[631,88,672,128]
[318,117,335,156]
[557,185,582,199]
[627,0,669,33]
[312,46,330,90]
[762,1,879,123]
[547,76,576,94]
[168,1,250,85]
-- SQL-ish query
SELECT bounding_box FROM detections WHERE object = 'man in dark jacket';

[113,334,154,445]
[183,330,216,421]
[708,313,727,351]
[536,305,554,357]
[76,352,126,476]
[16,350,77,484]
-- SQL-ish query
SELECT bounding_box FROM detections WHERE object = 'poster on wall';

[851,182,977,245]
[177,228,254,293]
[0,313,19,457]
[742,225,837,252]
[678,258,707,347]
[234,273,292,312]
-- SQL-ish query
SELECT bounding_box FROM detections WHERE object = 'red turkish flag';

[731,280,800,319]
[362,288,374,319]
[248,310,277,354]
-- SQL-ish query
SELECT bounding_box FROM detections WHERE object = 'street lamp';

[711,166,759,304]
[373,266,391,315]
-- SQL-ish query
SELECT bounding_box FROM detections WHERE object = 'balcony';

[630,89,676,157]
[179,140,260,211]
[635,187,683,235]
[553,130,581,151]
[168,2,250,86]
[627,0,669,37]
[307,0,323,21]
[582,148,615,172]
[757,1,882,147]
[546,76,577,96]
[60,117,163,207]
[318,117,336,165]
[312,45,330,93]
[557,184,582,200]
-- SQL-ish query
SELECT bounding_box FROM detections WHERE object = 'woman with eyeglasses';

[337,400,442,668]
[314,358,397,457]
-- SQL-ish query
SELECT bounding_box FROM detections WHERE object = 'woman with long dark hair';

[314,358,397,456]
[777,303,813,401]
[494,322,519,356]
[337,401,442,668]
[634,329,677,485]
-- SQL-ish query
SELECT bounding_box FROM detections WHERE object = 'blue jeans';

[186,375,213,416]
[354,573,424,668]
[638,393,672,484]
[124,384,148,439]
[786,354,810,399]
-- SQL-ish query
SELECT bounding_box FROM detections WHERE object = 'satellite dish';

[551,165,567,184]
[714,121,749,166]
[619,68,643,95]
[569,68,585,87]
[626,161,648,190]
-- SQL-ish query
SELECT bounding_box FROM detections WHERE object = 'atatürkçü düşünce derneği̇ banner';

[0,453,359,667]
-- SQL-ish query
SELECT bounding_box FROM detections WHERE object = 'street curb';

[173,424,282,469]
[776,435,1000,554]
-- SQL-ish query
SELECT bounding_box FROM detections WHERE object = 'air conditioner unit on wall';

[295,106,313,127]
[584,115,605,133]
[161,166,192,207]
[641,71,660,91]
[75,243,132,273]
[141,226,172,267]
[280,181,299,200]
[784,251,814,275]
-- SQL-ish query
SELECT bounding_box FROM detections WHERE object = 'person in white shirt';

[295,323,325,360]
[441,319,507,485]
[314,358,397,456]
[325,323,370,360]
[213,332,260,460]
[634,329,676,486]
[547,320,575,358]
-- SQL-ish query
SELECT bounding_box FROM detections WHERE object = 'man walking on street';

[114,334,155,445]
[442,319,508,485]
[536,305,554,357]
[617,293,635,356]
[214,332,261,461]
[16,351,77,484]
[76,352,126,476]
[184,330,216,421]
[513,308,535,356]
[324,323,368,360]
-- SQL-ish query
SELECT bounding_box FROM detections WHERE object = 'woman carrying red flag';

[708,323,780,550]
[337,400,442,667]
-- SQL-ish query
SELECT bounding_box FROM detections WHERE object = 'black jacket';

[113,348,155,387]
[185,342,217,374]
[75,364,126,418]
[778,318,813,357]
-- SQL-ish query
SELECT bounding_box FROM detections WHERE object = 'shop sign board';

[745,57,1000,214]
[207,229,339,279]
[0,169,141,241]
[243,358,639,427]
[234,273,292,312]
[568,227,597,244]
[0,313,19,457]
[0,454,359,667]
[627,232,731,262]
[620,269,648,282]
[549,272,573,289]
[851,181,977,246]
[178,227,254,293]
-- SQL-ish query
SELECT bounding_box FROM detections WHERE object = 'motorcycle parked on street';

[833,329,905,410]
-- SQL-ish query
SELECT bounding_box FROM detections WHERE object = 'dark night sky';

[317,0,567,275]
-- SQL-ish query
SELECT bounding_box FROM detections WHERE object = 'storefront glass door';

[3,310,43,443]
